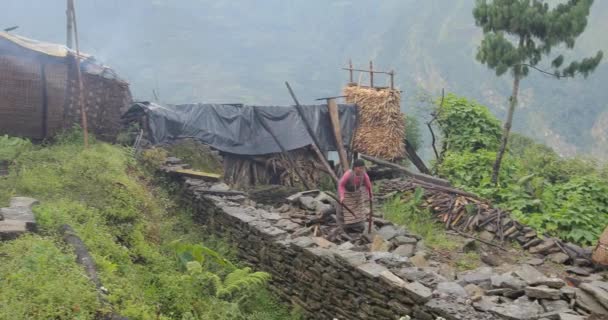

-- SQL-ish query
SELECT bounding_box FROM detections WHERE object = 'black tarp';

[124,102,358,156]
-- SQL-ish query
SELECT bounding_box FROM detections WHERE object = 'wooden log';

[286,82,339,184]
[404,138,430,174]
[197,190,246,196]
[310,144,338,184]
[359,154,451,187]
[328,98,350,171]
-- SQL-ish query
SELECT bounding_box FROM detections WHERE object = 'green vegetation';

[473,0,604,183]
[383,188,456,250]
[455,252,481,272]
[404,115,422,152]
[0,131,298,320]
[433,95,608,246]
[0,236,100,320]
[164,139,223,174]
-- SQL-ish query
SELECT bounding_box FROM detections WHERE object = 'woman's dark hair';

[353,159,365,168]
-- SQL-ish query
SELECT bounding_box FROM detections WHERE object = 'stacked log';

[379,178,594,266]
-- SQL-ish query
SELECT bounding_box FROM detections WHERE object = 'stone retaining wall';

[171,174,496,320]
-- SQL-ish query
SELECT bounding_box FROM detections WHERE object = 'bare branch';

[514,63,575,79]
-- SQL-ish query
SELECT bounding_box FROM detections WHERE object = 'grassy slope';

[0,132,296,320]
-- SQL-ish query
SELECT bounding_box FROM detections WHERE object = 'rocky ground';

[163,157,608,319]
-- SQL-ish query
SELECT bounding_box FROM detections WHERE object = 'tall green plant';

[436,94,502,154]
[473,0,604,184]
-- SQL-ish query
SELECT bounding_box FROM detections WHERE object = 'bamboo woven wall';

[0,50,131,140]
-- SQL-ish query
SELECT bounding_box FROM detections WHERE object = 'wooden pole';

[368,198,373,234]
[359,154,451,187]
[285,82,325,152]
[327,98,350,172]
[348,59,353,83]
[389,70,394,89]
[40,62,49,139]
[285,82,339,184]
[253,107,312,190]
[69,0,89,147]
[369,61,372,86]
[66,0,73,49]
[310,143,338,184]
[404,139,431,174]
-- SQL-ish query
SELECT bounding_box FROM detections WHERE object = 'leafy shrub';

[437,150,520,198]
[0,135,32,162]
[436,94,502,153]
[512,176,608,246]
[404,115,422,151]
[0,236,100,320]
[140,147,168,172]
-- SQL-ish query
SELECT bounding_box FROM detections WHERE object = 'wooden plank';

[328,98,350,171]
[171,168,221,181]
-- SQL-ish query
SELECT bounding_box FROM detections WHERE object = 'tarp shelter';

[125,102,359,155]
[0,32,131,140]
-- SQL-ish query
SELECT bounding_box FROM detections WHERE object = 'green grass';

[164,139,223,174]
[0,236,101,320]
[455,252,481,271]
[0,131,298,320]
[382,190,458,250]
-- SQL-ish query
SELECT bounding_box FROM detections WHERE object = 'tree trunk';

[491,75,520,185]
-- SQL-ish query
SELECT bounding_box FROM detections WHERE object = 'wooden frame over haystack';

[0,32,132,140]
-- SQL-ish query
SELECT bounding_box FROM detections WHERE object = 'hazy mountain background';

[2,0,607,160]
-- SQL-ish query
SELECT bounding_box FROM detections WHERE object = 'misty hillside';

[2,0,607,160]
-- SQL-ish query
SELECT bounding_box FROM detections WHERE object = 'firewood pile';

[343,85,405,160]
[378,178,595,267]
[223,147,326,189]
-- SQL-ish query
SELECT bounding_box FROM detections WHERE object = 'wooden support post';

[66,0,73,49]
[310,143,338,184]
[328,98,350,172]
[390,70,394,89]
[369,61,373,87]
[349,59,353,83]
[253,107,312,190]
[40,62,48,139]
[69,0,89,147]
[285,82,339,184]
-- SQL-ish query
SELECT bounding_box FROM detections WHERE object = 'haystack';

[344,85,405,160]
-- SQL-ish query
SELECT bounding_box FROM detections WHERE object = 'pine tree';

[473,0,603,184]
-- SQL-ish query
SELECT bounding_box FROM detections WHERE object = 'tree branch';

[514,64,575,79]
[427,88,444,161]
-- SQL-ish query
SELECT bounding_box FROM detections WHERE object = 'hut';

[0,32,131,140]
[123,102,359,189]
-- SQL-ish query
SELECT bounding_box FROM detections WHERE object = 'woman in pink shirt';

[337,159,373,232]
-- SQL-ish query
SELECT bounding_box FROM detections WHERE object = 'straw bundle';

[344,85,405,160]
